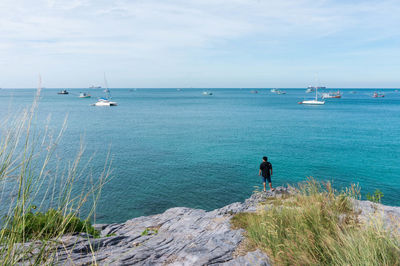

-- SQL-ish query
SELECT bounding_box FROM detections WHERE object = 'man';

[259,156,274,192]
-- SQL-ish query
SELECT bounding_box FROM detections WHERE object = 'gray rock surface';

[20,186,400,265]
[51,189,282,265]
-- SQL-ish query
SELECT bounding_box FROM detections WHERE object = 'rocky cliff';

[31,187,400,265]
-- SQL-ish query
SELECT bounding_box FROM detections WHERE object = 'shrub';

[1,208,99,241]
[366,189,384,203]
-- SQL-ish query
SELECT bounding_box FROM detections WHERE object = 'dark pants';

[262,175,271,183]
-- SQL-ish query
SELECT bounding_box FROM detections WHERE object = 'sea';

[0,88,399,223]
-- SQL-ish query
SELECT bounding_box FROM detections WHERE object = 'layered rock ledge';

[39,187,400,265]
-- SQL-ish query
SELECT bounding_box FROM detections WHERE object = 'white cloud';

[0,0,399,87]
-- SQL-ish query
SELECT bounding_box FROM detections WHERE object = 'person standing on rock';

[259,156,274,192]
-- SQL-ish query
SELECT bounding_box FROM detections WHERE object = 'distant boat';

[89,85,102,89]
[350,91,357,94]
[202,91,213,96]
[93,97,118,106]
[250,90,258,94]
[92,74,117,106]
[322,91,341,99]
[373,92,384,98]
[79,92,91,98]
[57,89,69,95]
[299,86,325,105]
[271,89,285,94]
[307,86,325,93]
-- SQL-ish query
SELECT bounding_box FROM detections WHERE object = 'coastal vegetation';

[232,179,400,265]
[0,87,110,264]
[366,189,384,203]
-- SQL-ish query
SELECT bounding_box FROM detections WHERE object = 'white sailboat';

[299,86,325,105]
[92,74,117,106]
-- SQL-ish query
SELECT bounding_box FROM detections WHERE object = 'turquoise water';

[1,88,400,223]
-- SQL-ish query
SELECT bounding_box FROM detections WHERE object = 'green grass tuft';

[2,208,99,241]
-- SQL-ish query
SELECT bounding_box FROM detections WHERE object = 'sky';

[0,0,399,88]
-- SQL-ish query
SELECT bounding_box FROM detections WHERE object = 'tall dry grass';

[232,178,400,265]
[0,80,111,264]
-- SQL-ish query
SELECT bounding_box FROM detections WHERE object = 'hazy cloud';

[0,0,399,87]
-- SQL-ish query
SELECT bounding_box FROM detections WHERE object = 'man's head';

[263,156,268,162]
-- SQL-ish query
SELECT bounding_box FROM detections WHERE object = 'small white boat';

[202,91,213,96]
[306,88,313,93]
[276,90,286,95]
[299,99,325,105]
[93,98,117,106]
[299,86,325,105]
[92,73,117,106]
[270,88,277,93]
[79,92,91,98]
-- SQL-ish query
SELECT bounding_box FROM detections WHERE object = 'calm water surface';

[1,88,399,223]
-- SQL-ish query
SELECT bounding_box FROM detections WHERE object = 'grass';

[231,178,400,265]
[366,189,384,203]
[0,81,111,264]
[1,208,99,241]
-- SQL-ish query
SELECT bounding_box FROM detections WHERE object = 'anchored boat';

[92,74,118,106]
[299,86,325,105]
[79,92,91,98]
[57,89,69,95]
[373,92,384,98]
[322,91,341,99]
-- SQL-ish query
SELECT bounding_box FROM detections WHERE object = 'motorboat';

[373,92,384,98]
[322,91,341,99]
[299,86,325,105]
[306,88,313,93]
[250,90,258,94]
[89,85,101,89]
[79,92,91,98]
[276,90,286,95]
[57,89,69,94]
[270,88,277,93]
[93,98,117,106]
[202,91,213,96]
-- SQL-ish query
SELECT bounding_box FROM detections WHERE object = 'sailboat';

[92,74,117,106]
[299,86,325,105]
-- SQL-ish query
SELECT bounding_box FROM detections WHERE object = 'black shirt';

[260,161,272,177]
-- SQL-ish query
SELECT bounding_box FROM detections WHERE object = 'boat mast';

[104,72,112,99]
[315,87,318,101]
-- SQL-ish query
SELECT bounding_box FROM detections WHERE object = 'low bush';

[1,208,99,241]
